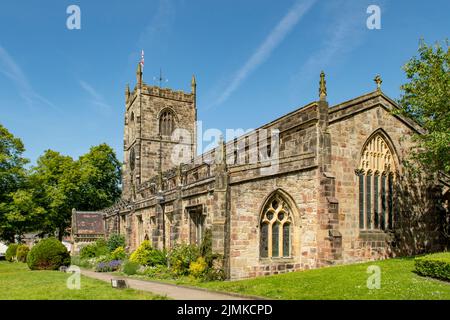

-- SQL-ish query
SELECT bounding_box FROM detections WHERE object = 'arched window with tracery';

[356,133,396,230]
[260,193,292,258]
[159,109,175,137]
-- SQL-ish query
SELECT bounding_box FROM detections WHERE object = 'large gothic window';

[159,109,175,137]
[356,133,396,230]
[260,193,292,258]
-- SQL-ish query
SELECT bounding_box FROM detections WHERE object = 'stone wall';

[228,170,318,279]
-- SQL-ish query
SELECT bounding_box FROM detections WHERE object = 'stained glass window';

[272,222,279,257]
[366,173,372,229]
[260,223,268,258]
[381,174,386,230]
[358,172,364,229]
[283,223,290,257]
[374,174,379,229]
[260,193,293,258]
[357,133,396,231]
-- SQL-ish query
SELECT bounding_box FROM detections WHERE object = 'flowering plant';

[95,259,122,272]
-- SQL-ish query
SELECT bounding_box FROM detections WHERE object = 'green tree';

[76,143,121,211]
[29,150,78,240]
[1,190,45,242]
[398,39,450,174]
[0,124,28,242]
[0,123,122,242]
[29,144,121,240]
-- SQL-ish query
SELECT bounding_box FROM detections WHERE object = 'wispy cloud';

[79,80,112,111]
[289,0,381,100]
[0,45,58,111]
[210,0,317,108]
[295,11,364,79]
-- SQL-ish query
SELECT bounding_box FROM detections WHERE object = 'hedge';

[414,252,450,281]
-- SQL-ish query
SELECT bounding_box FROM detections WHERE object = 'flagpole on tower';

[140,50,145,71]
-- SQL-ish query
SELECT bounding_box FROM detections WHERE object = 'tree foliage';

[0,124,29,242]
[28,144,121,240]
[0,122,122,242]
[398,39,450,174]
[75,144,122,211]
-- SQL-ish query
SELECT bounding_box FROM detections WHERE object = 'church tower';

[122,64,197,200]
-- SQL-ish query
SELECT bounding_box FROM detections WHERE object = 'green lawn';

[176,257,450,300]
[0,261,166,300]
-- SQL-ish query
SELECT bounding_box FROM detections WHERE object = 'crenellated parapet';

[140,84,195,103]
[136,160,215,198]
[103,198,133,216]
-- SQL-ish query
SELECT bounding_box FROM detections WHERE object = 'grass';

[0,261,167,300]
[136,257,450,300]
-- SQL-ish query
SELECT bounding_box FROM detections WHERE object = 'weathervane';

[153,69,168,88]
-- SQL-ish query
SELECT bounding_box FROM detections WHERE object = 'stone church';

[72,63,448,280]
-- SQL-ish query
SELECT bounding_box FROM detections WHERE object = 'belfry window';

[356,133,396,230]
[260,193,292,258]
[159,109,175,137]
[129,111,135,142]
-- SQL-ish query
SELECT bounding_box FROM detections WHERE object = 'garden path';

[80,269,253,300]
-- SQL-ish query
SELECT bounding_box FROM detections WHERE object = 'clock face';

[129,147,135,171]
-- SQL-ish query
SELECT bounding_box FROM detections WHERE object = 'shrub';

[199,229,213,265]
[79,243,97,259]
[147,249,167,266]
[93,239,109,256]
[203,265,226,281]
[189,257,207,278]
[107,234,125,252]
[79,239,109,259]
[16,244,30,263]
[129,241,166,266]
[415,252,450,281]
[199,228,222,266]
[168,243,200,276]
[198,229,225,281]
[26,238,70,270]
[5,244,19,262]
[145,265,172,279]
[129,240,152,265]
[110,246,126,260]
[122,260,140,275]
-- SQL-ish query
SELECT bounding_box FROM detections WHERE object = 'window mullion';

[268,223,272,258]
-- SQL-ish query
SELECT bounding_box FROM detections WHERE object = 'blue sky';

[0,0,448,164]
